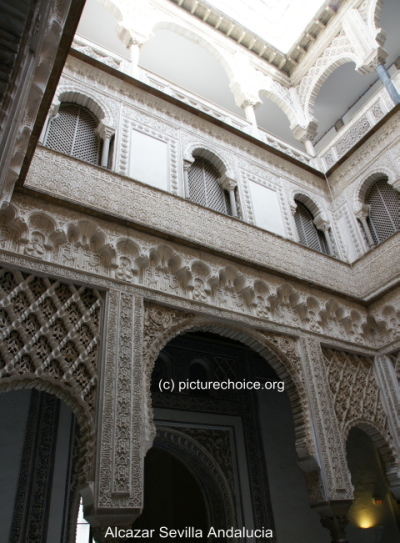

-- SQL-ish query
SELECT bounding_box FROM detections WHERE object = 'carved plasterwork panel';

[296,30,357,121]
[0,266,101,479]
[25,146,400,306]
[97,291,144,509]
[323,348,389,440]
[300,338,353,500]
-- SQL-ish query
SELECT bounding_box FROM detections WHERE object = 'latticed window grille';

[294,200,328,254]
[188,157,231,215]
[45,103,101,165]
[366,179,400,244]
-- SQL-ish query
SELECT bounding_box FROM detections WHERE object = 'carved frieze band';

[2,193,399,350]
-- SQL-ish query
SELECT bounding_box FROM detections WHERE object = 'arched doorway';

[147,330,328,542]
[0,388,81,542]
[346,427,400,542]
[132,447,208,540]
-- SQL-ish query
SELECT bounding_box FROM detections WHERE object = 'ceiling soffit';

[167,0,344,75]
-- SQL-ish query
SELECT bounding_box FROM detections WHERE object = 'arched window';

[294,200,328,254]
[366,179,400,244]
[45,103,101,165]
[188,157,232,215]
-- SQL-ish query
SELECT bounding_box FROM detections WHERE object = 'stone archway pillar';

[83,289,145,538]
[299,337,354,541]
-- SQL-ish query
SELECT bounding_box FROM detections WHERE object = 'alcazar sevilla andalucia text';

[1,0,400,541]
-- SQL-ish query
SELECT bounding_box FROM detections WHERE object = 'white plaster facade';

[0,0,400,541]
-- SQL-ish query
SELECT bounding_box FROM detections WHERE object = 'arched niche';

[256,95,304,150]
[0,389,81,542]
[314,62,377,148]
[139,28,244,118]
[76,0,130,58]
[345,426,400,542]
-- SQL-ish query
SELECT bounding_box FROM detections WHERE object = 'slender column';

[228,186,238,217]
[376,64,400,105]
[183,159,193,198]
[244,103,257,127]
[39,102,60,144]
[240,98,260,137]
[304,139,316,157]
[221,177,238,217]
[355,205,375,248]
[96,123,115,170]
[129,41,142,78]
[314,214,334,256]
[101,136,111,168]
[322,227,334,256]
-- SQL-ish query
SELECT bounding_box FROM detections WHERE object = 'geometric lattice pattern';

[366,179,400,245]
[322,348,388,434]
[294,200,327,254]
[188,157,231,215]
[0,268,101,413]
[45,103,101,166]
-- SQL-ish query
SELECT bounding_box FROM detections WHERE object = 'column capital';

[230,81,262,110]
[316,501,352,543]
[354,203,370,220]
[313,213,330,231]
[116,23,150,49]
[48,101,60,118]
[183,159,194,172]
[96,121,115,140]
[221,175,237,191]
[292,119,318,143]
